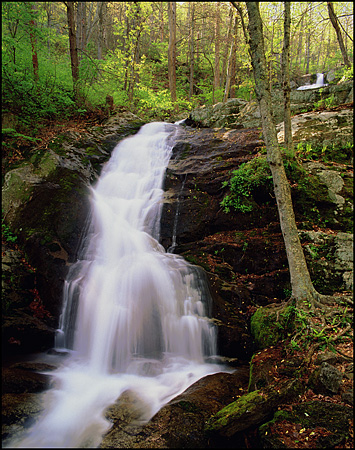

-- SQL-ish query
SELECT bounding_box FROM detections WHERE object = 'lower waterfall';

[6,122,228,448]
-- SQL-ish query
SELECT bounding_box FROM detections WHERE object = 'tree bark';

[327,1,351,67]
[213,2,220,92]
[281,1,293,152]
[245,2,320,304]
[66,1,79,101]
[223,13,237,102]
[29,3,39,82]
[188,2,195,100]
[168,1,177,103]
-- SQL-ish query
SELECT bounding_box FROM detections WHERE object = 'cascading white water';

[6,122,227,448]
[297,72,328,90]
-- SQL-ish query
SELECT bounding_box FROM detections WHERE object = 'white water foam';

[6,122,228,448]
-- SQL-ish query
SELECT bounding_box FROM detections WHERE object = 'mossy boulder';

[205,378,304,439]
[250,304,294,350]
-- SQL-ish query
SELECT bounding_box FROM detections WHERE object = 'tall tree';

[188,2,195,100]
[244,2,327,307]
[281,1,293,151]
[327,1,351,67]
[213,2,221,92]
[27,2,39,82]
[65,1,79,101]
[168,1,177,103]
[223,11,237,101]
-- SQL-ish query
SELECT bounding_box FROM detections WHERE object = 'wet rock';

[2,366,51,394]
[308,362,343,395]
[2,393,44,444]
[101,369,250,448]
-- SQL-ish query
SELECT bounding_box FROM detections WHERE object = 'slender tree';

[327,1,351,67]
[168,1,177,103]
[281,1,293,152]
[244,2,329,308]
[65,1,79,101]
[188,2,195,100]
[213,2,221,92]
[28,2,39,82]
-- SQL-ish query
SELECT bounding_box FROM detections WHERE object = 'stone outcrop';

[189,81,353,130]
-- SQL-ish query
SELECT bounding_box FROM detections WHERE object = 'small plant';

[2,221,17,244]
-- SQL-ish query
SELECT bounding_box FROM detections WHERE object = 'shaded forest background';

[2,2,353,145]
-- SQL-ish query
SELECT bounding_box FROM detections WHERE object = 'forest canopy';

[1,1,353,129]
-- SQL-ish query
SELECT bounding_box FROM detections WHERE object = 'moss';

[205,390,262,432]
[250,304,296,350]
[250,307,280,349]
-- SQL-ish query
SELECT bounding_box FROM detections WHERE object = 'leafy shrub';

[221,156,273,213]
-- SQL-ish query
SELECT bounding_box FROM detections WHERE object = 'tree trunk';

[28,2,39,82]
[281,1,293,152]
[221,5,234,91]
[230,16,238,99]
[66,1,79,101]
[245,2,320,304]
[97,2,106,60]
[188,2,195,100]
[327,1,351,67]
[213,2,220,91]
[168,1,177,103]
[223,14,237,102]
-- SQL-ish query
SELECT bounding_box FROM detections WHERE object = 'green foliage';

[2,211,18,243]
[221,156,273,213]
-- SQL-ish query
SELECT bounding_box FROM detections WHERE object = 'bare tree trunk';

[29,2,39,82]
[230,16,238,99]
[223,13,237,102]
[282,1,293,152]
[66,1,79,101]
[327,1,351,67]
[245,2,321,304]
[221,5,234,91]
[97,2,106,60]
[188,2,195,100]
[159,1,164,43]
[213,2,220,91]
[168,1,177,103]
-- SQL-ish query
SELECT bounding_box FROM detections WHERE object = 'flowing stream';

[7,122,227,448]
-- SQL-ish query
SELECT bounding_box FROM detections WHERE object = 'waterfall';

[6,122,226,448]
[316,72,324,86]
[297,72,327,90]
